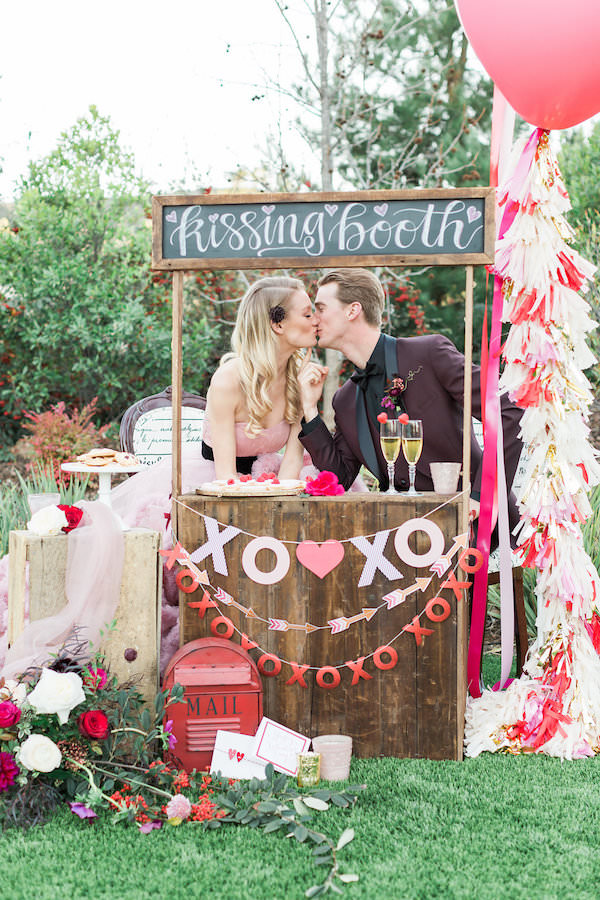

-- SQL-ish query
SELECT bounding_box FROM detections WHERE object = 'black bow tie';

[351,362,383,392]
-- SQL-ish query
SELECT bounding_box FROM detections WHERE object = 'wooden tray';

[196,480,305,498]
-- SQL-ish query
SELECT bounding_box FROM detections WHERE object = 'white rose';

[18,734,62,772]
[0,679,28,706]
[27,668,85,724]
[27,506,68,536]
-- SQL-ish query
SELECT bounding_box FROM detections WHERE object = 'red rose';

[78,710,110,740]
[304,471,345,497]
[0,701,21,729]
[57,504,84,533]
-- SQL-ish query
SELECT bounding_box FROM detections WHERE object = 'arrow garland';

[164,529,477,637]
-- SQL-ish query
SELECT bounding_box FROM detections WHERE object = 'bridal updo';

[225,276,306,436]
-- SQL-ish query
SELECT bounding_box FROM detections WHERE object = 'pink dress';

[110,419,295,531]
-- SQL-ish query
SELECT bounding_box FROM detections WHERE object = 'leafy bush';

[20,399,110,483]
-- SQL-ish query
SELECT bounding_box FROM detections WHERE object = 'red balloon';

[455,0,600,129]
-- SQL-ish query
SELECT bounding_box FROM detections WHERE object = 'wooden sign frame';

[152,187,495,271]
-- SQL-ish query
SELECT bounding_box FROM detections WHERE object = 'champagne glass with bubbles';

[379,418,401,495]
[402,419,423,496]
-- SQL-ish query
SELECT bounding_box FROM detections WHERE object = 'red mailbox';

[163,637,263,773]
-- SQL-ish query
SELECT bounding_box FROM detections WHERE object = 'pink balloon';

[455,0,600,129]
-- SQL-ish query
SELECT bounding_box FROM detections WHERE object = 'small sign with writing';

[152,188,494,270]
[133,406,204,466]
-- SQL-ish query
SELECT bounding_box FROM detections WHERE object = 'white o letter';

[242,537,290,585]
[394,518,445,568]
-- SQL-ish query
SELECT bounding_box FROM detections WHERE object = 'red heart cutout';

[456,0,600,129]
[228,748,236,760]
[377,412,388,424]
[236,751,244,762]
[399,413,409,424]
[296,540,345,579]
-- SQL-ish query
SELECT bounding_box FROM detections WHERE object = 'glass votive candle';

[27,492,61,515]
[311,735,352,781]
[297,751,321,787]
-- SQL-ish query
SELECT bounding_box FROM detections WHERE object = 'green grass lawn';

[4,654,600,900]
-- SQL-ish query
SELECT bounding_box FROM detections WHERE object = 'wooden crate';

[178,493,468,760]
[8,529,161,703]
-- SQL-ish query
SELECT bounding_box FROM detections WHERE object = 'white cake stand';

[61,462,144,508]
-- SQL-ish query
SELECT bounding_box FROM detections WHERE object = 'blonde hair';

[224,276,305,436]
[318,268,385,327]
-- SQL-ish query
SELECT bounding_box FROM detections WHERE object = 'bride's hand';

[298,360,329,420]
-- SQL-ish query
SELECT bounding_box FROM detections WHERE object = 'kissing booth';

[152,188,498,760]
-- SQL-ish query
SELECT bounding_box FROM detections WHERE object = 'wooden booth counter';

[177,492,468,760]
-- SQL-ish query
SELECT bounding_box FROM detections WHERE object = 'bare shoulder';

[209,357,242,391]
[207,358,243,410]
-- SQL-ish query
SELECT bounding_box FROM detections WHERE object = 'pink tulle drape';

[1,501,124,679]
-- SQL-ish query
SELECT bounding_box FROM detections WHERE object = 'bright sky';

[0,0,313,201]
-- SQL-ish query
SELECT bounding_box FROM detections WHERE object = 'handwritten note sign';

[133,407,204,466]
[152,189,494,270]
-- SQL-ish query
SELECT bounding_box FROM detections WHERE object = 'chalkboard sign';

[152,188,494,270]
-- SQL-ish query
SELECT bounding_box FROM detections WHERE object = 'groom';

[299,268,523,527]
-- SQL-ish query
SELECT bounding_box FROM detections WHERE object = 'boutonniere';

[381,366,422,415]
[381,375,407,414]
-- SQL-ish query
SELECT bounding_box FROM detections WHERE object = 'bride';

[110,275,320,533]
[0,277,323,678]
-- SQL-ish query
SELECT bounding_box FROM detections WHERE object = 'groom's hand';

[299,363,329,421]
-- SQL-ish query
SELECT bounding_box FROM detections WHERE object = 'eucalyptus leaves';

[209,764,365,897]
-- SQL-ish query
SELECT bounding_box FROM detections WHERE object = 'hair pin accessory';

[269,306,285,324]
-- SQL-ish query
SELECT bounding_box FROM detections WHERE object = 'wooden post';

[171,271,184,515]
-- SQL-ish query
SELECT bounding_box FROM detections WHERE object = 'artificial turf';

[4,654,599,900]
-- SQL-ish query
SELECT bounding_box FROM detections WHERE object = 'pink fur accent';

[251,453,282,477]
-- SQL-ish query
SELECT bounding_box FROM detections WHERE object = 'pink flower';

[69,802,98,820]
[304,471,345,497]
[165,719,177,750]
[0,751,19,791]
[0,701,21,729]
[139,820,162,833]
[82,666,108,692]
[166,793,192,822]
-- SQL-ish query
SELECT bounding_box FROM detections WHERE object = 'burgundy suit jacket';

[300,334,523,526]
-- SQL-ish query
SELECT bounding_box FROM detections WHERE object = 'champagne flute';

[379,418,401,495]
[402,419,423,496]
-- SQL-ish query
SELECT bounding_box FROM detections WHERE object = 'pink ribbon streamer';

[495,417,515,689]
[467,127,543,697]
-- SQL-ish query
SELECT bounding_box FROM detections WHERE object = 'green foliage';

[203,764,363,896]
[0,107,216,448]
[332,0,493,190]
[559,122,600,229]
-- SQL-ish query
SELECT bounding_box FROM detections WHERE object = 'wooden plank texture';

[7,529,161,704]
[179,494,466,759]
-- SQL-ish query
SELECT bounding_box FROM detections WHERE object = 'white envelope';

[252,716,311,775]
[210,731,267,780]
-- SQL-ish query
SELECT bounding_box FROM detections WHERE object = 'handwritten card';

[210,731,267,780]
[253,717,311,775]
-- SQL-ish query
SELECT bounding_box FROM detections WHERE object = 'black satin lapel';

[383,335,407,416]
[355,384,382,482]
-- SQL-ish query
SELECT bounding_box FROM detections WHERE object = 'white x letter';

[350,530,403,587]
[190,515,241,576]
